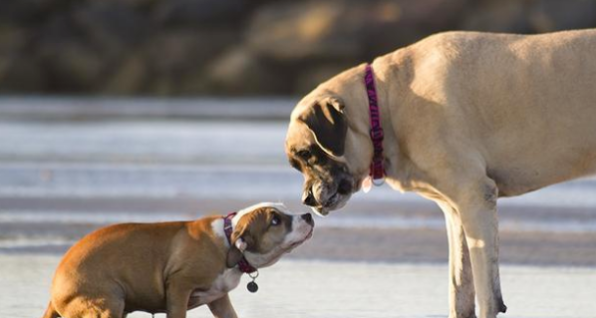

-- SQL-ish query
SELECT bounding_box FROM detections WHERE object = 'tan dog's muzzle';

[300,170,354,216]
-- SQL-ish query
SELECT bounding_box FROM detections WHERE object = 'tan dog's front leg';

[455,179,506,318]
[166,285,192,318]
[208,294,238,318]
[438,202,476,318]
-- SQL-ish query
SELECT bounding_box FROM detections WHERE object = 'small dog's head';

[226,203,314,269]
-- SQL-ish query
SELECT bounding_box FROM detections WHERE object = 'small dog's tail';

[42,301,59,318]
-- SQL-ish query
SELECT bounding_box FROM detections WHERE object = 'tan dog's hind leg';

[438,202,476,318]
[208,294,238,318]
[449,177,506,318]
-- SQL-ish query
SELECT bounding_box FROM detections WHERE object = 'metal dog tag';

[247,281,259,293]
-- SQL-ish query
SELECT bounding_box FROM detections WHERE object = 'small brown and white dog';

[42,202,314,318]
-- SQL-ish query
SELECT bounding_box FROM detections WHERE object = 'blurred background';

[2,1,596,317]
[2,0,596,96]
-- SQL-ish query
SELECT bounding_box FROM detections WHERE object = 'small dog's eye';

[297,149,311,160]
[271,215,280,226]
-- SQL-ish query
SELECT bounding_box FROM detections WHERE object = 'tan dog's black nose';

[302,188,317,206]
[301,213,314,224]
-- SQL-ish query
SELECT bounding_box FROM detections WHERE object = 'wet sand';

[2,255,596,318]
[2,199,596,267]
[1,100,595,317]
[3,225,596,266]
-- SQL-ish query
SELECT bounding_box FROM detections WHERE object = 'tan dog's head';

[285,94,356,216]
[286,65,374,216]
[226,203,314,269]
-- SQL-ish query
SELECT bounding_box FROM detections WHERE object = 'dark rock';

[0,54,45,92]
[529,0,596,33]
[145,29,237,73]
[2,0,596,95]
[247,0,467,63]
[101,53,148,94]
[0,0,66,25]
[39,43,106,92]
[360,0,470,57]
[34,4,150,93]
[399,0,470,31]
[71,3,150,53]
[247,1,367,61]
[293,62,355,95]
[460,0,533,33]
[141,28,239,95]
[206,47,289,95]
[156,0,248,27]
[33,13,106,92]
[0,26,29,53]
[86,0,162,10]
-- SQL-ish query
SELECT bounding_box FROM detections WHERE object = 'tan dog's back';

[380,29,596,195]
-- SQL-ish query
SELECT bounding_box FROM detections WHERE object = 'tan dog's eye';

[296,149,311,160]
[271,215,280,226]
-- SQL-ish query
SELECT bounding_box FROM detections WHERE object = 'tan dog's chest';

[189,268,243,307]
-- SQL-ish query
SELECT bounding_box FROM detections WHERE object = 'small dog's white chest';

[191,269,242,305]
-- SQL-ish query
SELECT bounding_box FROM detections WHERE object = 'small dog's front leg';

[208,294,238,318]
[166,286,192,318]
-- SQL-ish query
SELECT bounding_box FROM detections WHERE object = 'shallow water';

[0,115,594,206]
[1,99,595,317]
[0,116,596,238]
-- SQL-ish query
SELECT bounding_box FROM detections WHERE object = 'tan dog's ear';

[299,96,347,157]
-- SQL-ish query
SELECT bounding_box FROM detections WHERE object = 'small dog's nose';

[302,188,317,206]
[301,213,314,224]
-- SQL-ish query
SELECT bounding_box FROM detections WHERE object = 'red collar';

[364,64,385,183]
[223,212,257,274]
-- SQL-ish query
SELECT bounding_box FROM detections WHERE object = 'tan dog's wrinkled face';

[227,203,314,268]
[285,96,356,216]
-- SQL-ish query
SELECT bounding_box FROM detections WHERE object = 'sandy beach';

[2,255,596,318]
[2,205,596,268]
[0,99,595,318]
[2,197,596,266]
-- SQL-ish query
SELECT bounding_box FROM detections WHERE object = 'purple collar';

[364,64,385,183]
[223,212,257,274]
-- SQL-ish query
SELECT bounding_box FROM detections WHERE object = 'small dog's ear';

[227,220,258,268]
[299,96,347,158]
[226,237,247,268]
[235,238,247,252]
[227,231,253,268]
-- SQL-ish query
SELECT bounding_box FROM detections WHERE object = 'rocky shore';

[2,0,596,95]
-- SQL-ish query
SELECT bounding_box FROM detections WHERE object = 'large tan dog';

[285,29,596,318]
[43,203,314,318]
